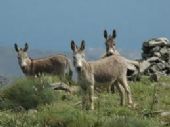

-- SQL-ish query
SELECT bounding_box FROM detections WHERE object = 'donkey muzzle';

[76,67,82,72]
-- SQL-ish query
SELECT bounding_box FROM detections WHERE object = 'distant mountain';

[0,46,140,78]
[0,75,10,87]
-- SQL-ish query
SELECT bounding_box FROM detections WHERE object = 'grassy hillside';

[0,76,170,127]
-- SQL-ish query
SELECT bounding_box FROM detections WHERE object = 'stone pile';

[141,37,170,76]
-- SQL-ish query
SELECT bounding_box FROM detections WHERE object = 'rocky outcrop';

[141,37,170,76]
[125,37,170,81]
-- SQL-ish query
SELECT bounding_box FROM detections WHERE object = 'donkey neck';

[26,57,32,66]
[21,57,33,75]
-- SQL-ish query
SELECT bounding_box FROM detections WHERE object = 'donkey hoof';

[91,106,95,110]
[128,103,137,109]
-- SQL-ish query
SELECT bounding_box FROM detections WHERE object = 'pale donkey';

[71,40,134,110]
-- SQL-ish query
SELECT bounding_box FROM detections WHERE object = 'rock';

[143,37,169,47]
[142,53,150,59]
[139,60,151,73]
[161,112,170,117]
[159,82,170,89]
[150,73,160,82]
[151,46,161,53]
[123,58,140,81]
[148,65,158,74]
[161,53,170,62]
[160,111,170,126]
[160,47,168,55]
[157,63,166,70]
[28,109,38,114]
[50,82,80,94]
[153,52,161,57]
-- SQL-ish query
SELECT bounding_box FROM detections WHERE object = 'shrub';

[0,77,55,110]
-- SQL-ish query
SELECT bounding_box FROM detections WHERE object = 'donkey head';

[71,40,85,72]
[104,29,117,56]
[14,43,30,70]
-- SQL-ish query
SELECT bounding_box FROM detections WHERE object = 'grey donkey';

[14,43,72,79]
[71,40,134,110]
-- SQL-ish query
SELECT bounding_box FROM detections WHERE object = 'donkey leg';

[81,88,88,110]
[119,77,133,106]
[111,84,116,94]
[115,82,125,106]
[88,85,94,110]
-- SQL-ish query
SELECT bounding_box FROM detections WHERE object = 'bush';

[0,77,55,110]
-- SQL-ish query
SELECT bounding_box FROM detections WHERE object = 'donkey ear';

[112,29,116,38]
[14,43,19,52]
[104,30,108,39]
[71,40,77,51]
[80,40,85,51]
[24,43,29,52]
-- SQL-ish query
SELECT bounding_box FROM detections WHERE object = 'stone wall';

[141,37,170,76]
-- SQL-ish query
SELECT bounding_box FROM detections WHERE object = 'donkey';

[14,43,72,79]
[71,40,134,110]
[103,29,120,57]
[103,29,140,81]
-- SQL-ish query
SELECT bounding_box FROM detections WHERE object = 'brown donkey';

[71,40,134,110]
[14,43,72,78]
[103,29,140,80]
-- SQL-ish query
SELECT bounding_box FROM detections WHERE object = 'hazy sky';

[0,0,170,53]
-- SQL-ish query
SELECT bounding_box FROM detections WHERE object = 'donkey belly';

[94,73,114,83]
[93,73,115,92]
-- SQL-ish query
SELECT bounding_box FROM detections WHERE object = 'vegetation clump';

[0,76,56,110]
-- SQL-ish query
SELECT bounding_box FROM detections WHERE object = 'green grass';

[0,76,170,127]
